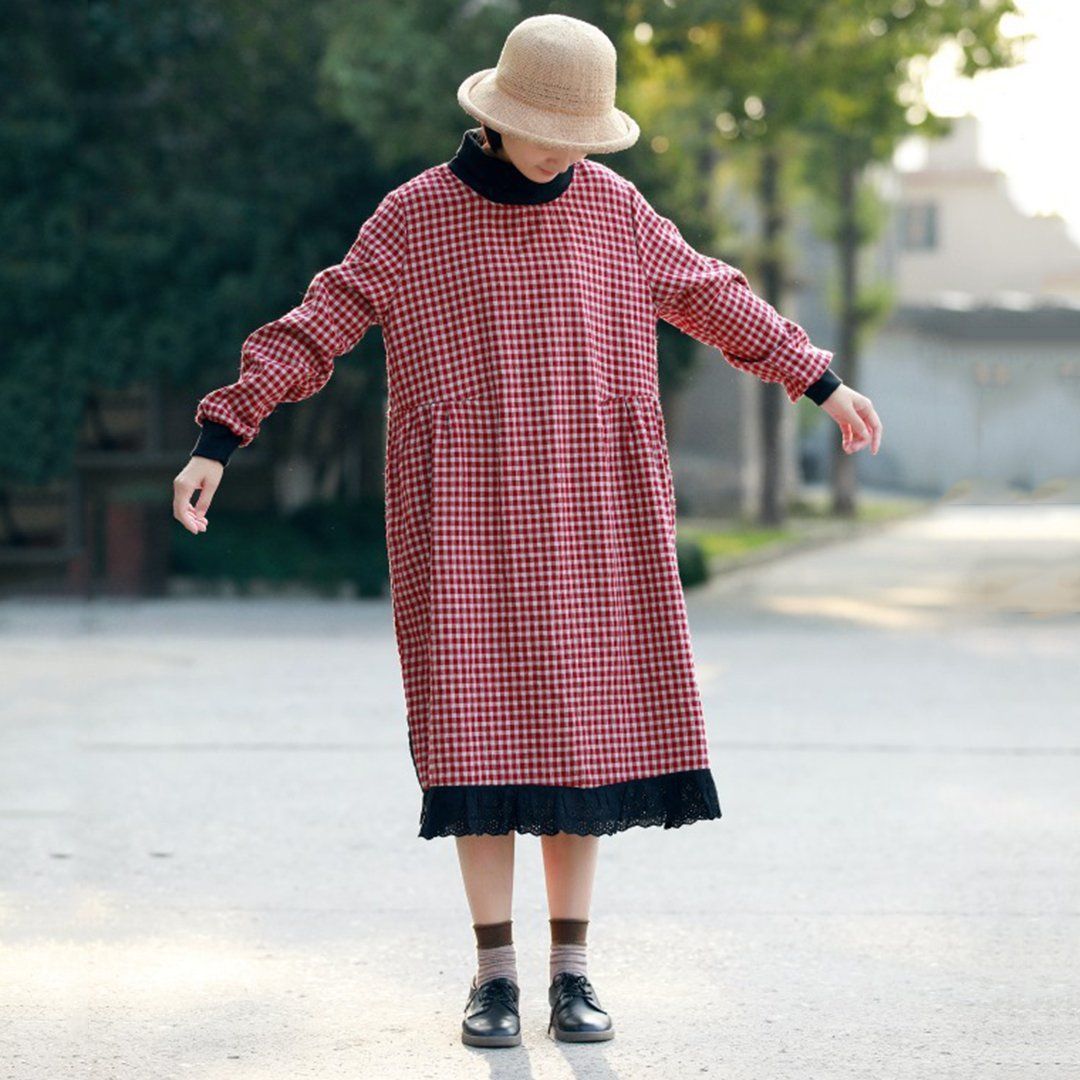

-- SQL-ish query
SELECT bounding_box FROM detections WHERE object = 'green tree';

[797,0,1028,515]
[618,0,1025,522]
[623,0,842,523]
[0,0,406,499]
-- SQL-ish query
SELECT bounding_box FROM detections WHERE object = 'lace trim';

[417,768,722,839]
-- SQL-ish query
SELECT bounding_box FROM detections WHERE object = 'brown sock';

[549,917,589,981]
[473,919,518,988]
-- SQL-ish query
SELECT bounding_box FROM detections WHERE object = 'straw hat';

[456,14,640,154]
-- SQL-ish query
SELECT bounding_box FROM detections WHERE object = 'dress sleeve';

[628,181,834,404]
[192,187,408,452]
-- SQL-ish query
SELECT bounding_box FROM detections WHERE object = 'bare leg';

[455,833,516,924]
[540,832,599,919]
[457,834,522,1046]
[541,834,613,1039]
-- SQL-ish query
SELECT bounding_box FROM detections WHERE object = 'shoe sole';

[462,1030,522,1048]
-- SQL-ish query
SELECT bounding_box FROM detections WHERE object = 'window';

[899,202,938,250]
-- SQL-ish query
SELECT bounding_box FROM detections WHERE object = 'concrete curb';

[695,502,935,579]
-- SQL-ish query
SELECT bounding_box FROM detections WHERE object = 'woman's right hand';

[173,456,225,535]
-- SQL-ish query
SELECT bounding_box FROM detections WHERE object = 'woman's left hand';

[821,384,882,455]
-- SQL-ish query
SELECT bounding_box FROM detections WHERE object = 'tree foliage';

[2,0,1031,494]
[1,0,406,484]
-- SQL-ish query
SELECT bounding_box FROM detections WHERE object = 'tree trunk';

[757,145,785,527]
[832,144,859,517]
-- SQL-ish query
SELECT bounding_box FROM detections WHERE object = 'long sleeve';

[628,181,836,404]
[191,187,409,462]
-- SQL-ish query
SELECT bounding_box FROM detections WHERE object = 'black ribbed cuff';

[190,420,244,466]
[803,367,842,405]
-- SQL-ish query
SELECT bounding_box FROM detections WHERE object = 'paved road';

[1,501,1077,1078]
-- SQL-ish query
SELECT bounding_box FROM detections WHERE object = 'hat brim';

[457,68,640,154]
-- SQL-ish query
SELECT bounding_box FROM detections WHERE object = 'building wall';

[802,322,1080,493]
[894,115,1080,302]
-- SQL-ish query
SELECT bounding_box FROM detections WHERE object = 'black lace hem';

[417,767,722,839]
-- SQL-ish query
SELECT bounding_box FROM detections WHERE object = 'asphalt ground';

[1,501,1077,1078]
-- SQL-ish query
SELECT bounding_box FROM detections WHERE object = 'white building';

[838,113,1080,493]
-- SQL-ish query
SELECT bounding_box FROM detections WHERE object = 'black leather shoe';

[462,975,522,1047]
[547,971,615,1041]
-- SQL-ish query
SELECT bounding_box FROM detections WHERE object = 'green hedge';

[171,497,389,597]
[173,498,713,595]
[676,533,710,589]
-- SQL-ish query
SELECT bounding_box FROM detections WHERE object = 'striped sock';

[473,919,518,988]
[549,917,589,981]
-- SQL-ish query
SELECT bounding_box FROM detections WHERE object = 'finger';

[849,401,880,454]
[175,486,210,532]
[849,404,872,445]
[179,502,207,532]
[192,476,219,518]
[861,401,883,454]
[176,506,201,534]
[173,486,198,531]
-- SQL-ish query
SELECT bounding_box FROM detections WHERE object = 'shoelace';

[475,977,519,1011]
[553,972,598,1005]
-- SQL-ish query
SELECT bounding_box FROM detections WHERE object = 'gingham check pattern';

[195,158,833,789]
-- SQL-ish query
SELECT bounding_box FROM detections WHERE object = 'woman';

[174,13,881,1051]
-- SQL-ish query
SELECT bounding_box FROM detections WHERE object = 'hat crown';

[455,13,639,153]
[494,14,617,118]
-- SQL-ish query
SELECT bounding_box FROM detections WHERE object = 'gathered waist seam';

[388,388,660,419]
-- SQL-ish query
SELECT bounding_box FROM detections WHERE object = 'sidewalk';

[679,484,934,577]
[682,476,1080,578]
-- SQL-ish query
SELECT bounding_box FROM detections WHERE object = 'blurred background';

[3,0,1074,599]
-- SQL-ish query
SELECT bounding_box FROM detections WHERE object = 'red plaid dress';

[194,128,835,838]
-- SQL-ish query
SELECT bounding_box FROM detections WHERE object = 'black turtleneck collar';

[448,127,575,205]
